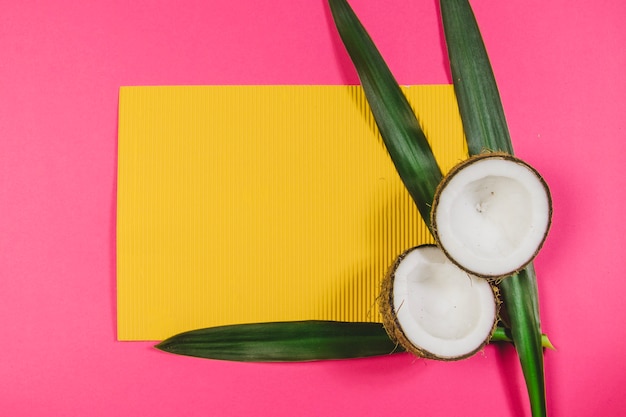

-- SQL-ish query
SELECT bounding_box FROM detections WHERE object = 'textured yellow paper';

[117,85,467,341]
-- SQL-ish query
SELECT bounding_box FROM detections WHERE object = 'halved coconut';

[431,153,552,279]
[380,245,498,360]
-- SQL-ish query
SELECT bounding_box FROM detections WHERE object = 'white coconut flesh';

[391,246,497,359]
[433,155,551,278]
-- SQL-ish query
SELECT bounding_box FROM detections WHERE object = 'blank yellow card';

[117,85,467,341]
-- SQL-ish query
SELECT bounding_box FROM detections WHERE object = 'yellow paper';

[117,85,467,341]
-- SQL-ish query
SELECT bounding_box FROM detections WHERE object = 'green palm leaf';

[329,0,548,415]
[439,0,513,155]
[440,1,546,415]
[156,320,553,362]
[328,0,442,228]
[156,321,400,362]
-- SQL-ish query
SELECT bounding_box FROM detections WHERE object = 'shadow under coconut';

[317,186,433,322]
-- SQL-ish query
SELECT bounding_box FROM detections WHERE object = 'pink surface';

[1,0,625,415]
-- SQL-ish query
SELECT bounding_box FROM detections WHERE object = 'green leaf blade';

[328,0,548,413]
[440,1,546,416]
[156,321,553,362]
[500,267,547,417]
[440,0,513,155]
[329,0,443,228]
[156,321,400,362]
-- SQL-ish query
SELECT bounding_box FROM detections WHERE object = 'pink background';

[1,0,625,415]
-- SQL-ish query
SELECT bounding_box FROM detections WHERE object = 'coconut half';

[432,153,552,279]
[380,245,498,360]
